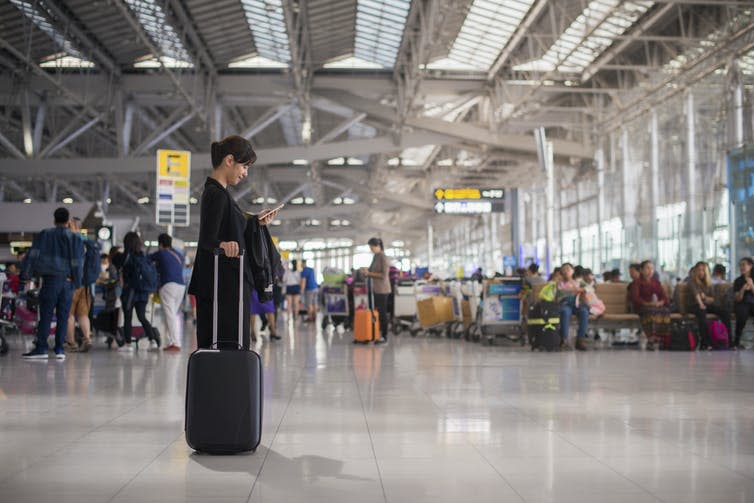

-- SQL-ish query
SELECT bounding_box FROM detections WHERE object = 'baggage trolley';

[393,279,419,335]
[414,282,455,337]
[321,272,350,331]
[472,278,526,345]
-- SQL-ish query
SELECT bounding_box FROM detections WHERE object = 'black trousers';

[690,303,731,348]
[373,293,389,340]
[196,285,250,350]
[122,299,155,345]
[734,302,754,347]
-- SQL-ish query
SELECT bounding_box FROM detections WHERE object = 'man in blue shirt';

[21,208,84,360]
[149,233,186,351]
[299,260,319,322]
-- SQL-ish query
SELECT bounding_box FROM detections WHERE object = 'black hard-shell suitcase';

[185,249,263,454]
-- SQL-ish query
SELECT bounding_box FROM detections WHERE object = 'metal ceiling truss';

[0,0,751,243]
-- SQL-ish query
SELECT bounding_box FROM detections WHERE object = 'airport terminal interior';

[1,0,754,501]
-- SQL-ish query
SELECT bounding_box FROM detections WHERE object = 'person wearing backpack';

[149,233,186,352]
[64,217,100,353]
[114,232,160,351]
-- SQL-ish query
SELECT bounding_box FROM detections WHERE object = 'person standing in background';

[300,259,319,323]
[64,217,95,353]
[284,260,301,321]
[20,207,83,360]
[150,233,186,352]
[360,237,391,345]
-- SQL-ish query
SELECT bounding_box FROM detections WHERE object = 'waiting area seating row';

[530,281,734,331]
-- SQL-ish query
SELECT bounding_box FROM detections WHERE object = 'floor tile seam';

[351,364,388,503]
[105,431,186,503]
[246,366,307,503]
[0,394,154,485]
[557,438,673,502]
[417,388,526,503]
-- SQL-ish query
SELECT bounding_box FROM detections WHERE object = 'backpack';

[706,320,729,349]
[663,320,699,350]
[126,254,158,293]
[82,240,101,286]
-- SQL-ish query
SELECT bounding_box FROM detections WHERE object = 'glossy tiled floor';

[1,320,754,503]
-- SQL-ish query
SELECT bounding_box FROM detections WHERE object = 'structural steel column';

[650,110,660,264]
[510,188,522,264]
[428,222,434,270]
[686,92,697,265]
[596,145,605,270]
[544,143,555,274]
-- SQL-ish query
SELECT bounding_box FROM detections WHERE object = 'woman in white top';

[283,259,302,320]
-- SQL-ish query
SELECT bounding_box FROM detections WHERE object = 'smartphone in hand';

[259,203,284,219]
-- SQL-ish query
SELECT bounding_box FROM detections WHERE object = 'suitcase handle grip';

[213,248,245,349]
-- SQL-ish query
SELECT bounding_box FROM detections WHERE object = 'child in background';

[581,269,605,316]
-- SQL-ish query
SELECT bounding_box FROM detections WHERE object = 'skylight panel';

[124,0,192,66]
[324,55,384,69]
[10,0,94,67]
[434,0,536,72]
[354,0,411,68]
[228,54,287,68]
[40,53,95,68]
[514,0,653,73]
[240,0,291,64]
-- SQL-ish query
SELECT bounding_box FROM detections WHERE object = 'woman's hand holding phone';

[258,203,284,226]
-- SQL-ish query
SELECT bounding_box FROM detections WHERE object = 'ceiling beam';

[111,1,207,123]
[316,90,592,159]
[37,0,121,76]
[581,3,676,82]
[0,131,460,176]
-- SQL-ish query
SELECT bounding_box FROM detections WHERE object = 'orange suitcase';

[353,309,380,343]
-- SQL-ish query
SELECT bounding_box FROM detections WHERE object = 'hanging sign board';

[433,187,505,214]
[156,150,191,227]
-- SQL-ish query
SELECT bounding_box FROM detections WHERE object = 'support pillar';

[650,110,660,265]
[596,145,605,271]
[686,92,697,265]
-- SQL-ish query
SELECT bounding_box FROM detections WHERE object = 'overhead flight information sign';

[156,150,191,227]
[433,187,505,214]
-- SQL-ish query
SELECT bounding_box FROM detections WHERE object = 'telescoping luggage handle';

[212,248,244,349]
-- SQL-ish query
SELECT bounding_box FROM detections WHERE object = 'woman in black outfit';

[188,135,278,350]
[732,257,754,350]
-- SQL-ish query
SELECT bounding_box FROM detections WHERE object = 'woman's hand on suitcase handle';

[219,241,240,258]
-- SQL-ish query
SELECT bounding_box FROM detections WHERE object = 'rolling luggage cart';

[393,279,418,335]
[321,270,350,331]
[415,282,455,337]
[474,278,525,345]
[444,279,466,339]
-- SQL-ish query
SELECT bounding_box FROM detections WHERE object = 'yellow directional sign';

[156,150,191,227]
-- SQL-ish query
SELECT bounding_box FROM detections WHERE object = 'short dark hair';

[528,263,539,274]
[100,254,109,260]
[54,207,70,224]
[629,263,641,271]
[158,233,172,248]
[712,264,726,276]
[210,135,256,168]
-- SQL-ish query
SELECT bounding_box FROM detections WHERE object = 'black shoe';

[575,339,588,351]
[374,338,388,345]
[270,334,282,341]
